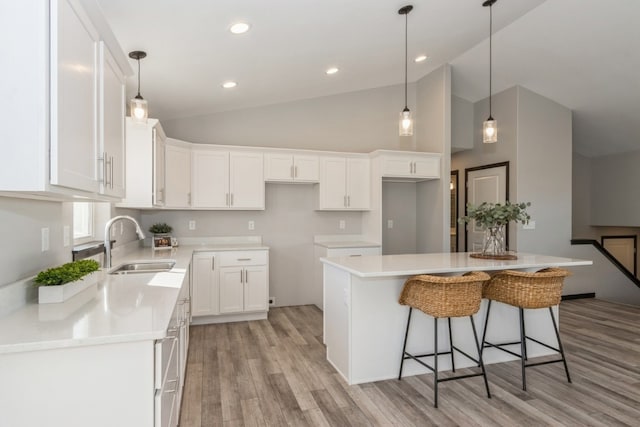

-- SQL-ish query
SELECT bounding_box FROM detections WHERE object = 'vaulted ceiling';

[98,0,639,157]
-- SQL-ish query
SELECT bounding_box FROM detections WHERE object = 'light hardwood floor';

[180,299,640,426]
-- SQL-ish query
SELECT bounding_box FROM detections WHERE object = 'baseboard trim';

[561,293,596,301]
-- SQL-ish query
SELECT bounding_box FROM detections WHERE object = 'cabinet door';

[219,267,244,314]
[100,43,125,198]
[319,157,347,209]
[244,266,268,312]
[165,144,191,208]
[413,156,441,178]
[293,155,319,182]
[50,0,99,193]
[264,153,294,181]
[346,158,370,210]
[229,152,264,209]
[192,150,229,208]
[153,128,166,206]
[381,157,413,178]
[191,253,218,316]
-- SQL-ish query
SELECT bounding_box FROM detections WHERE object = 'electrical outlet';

[248,220,255,230]
[188,220,196,230]
[41,227,49,252]
[63,226,70,247]
[269,297,276,306]
[339,220,346,230]
[387,219,394,229]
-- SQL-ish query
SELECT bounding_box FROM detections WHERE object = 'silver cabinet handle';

[110,156,114,189]
[290,165,294,178]
[294,165,298,178]
[230,193,234,206]
[343,195,347,207]
[237,258,251,261]
[245,270,249,283]
[211,257,215,270]
[187,192,191,206]
[226,193,229,206]
[349,254,362,257]
[347,195,351,207]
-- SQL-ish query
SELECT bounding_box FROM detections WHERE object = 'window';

[73,202,94,243]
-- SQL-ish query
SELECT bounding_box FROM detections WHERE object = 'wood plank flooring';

[180,299,640,426]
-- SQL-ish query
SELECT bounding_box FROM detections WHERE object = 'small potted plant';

[149,222,173,250]
[34,259,101,303]
[459,201,531,258]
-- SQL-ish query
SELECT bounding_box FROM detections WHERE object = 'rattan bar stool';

[398,271,492,408]
[480,267,572,391]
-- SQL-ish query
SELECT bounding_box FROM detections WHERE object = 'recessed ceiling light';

[326,67,339,75]
[414,55,428,63]
[222,81,237,89]
[229,22,250,34]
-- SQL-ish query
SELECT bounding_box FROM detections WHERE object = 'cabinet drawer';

[218,250,268,266]
[326,247,381,258]
[155,328,178,389]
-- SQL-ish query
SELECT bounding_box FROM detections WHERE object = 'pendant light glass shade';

[483,0,497,144]
[399,108,413,136]
[129,51,148,124]
[398,5,414,137]
[483,117,497,143]
[130,96,148,123]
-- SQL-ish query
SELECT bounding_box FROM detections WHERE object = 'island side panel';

[323,263,352,383]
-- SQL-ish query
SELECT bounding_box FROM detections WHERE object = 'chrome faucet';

[104,215,146,269]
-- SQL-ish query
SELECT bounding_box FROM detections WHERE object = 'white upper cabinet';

[0,0,131,200]
[117,119,166,208]
[191,148,264,210]
[100,43,126,197]
[165,141,192,208]
[264,153,319,183]
[318,156,370,210]
[375,150,441,180]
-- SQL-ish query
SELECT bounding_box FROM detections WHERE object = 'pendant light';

[398,5,414,136]
[483,0,497,143]
[129,50,148,123]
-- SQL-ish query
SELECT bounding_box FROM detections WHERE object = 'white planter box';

[38,271,100,304]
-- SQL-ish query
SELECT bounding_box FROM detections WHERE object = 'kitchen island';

[320,252,592,385]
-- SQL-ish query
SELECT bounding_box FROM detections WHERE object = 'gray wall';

[382,182,417,255]
[163,83,417,153]
[572,152,595,238]
[451,95,474,153]
[591,150,640,226]
[140,184,362,307]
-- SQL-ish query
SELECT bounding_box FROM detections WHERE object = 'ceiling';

[98,0,639,158]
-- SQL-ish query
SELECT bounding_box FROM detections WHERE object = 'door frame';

[464,161,510,252]
[451,170,459,252]
[601,235,637,276]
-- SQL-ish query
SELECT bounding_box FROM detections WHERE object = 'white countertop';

[0,243,268,355]
[320,252,592,278]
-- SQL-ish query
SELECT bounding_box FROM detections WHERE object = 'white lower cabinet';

[192,249,269,324]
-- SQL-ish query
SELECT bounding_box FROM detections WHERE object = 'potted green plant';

[34,259,101,304]
[459,201,531,257]
[149,222,173,250]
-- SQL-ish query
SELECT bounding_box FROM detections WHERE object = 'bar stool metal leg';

[398,307,413,380]
[549,307,572,383]
[434,317,439,408]
[481,300,492,355]
[521,307,529,362]
[469,315,491,399]
[519,308,527,391]
[448,317,455,373]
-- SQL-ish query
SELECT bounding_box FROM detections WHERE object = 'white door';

[229,152,264,209]
[243,266,268,311]
[219,267,244,314]
[320,157,347,209]
[192,150,229,208]
[165,145,191,208]
[50,0,99,193]
[602,237,636,275]
[381,157,413,177]
[346,158,370,209]
[264,153,294,181]
[191,253,218,316]
[413,157,440,178]
[465,163,508,252]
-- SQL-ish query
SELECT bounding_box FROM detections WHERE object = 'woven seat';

[482,267,571,309]
[398,271,492,408]
[399,271,490,318]
[481,267,572,391]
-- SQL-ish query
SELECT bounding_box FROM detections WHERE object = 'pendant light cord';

[489,3,493,117]
[137,59,142,98]
[404,11,408,109]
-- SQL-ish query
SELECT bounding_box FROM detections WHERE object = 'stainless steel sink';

[109,261,176,275]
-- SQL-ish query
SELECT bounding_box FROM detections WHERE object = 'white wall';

[140,184,362,307]
[382,182,417,255]
[572,152,595,238]
[163,83,417,153]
